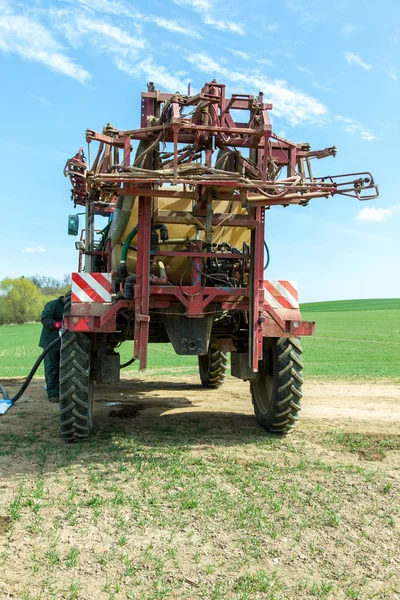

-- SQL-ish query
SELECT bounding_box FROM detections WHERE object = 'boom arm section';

[64,80,379,210]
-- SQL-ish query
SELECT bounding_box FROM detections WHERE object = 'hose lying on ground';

[0,337,61,405]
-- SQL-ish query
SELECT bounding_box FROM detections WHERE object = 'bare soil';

[2,376,400,432]
[1,376,400,599]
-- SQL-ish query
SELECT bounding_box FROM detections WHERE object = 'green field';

[301,298,400,381]
[0,298,399,381]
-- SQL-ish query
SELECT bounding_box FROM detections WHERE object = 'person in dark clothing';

[39,296,66,403]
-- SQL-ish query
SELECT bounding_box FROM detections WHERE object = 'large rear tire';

[59,331,93,442]
[251,337,303,434]
[198,344,228,388]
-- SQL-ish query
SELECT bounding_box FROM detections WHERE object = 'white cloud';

[257,58,273,67]
[64,0,132,17]
[340,24,362,35]
[0,14,91,83]
[52,6,197,87]
[297,65,313,76]
[389,71,398,81]
[230,49,250,60]
[203,15,244,34]
[63,0,200,38]
[355,207,392,222]
[21,246,46,253]
[187,53,328,126]
[264,23,279,32]
[174,0,244,34]
[57,15,145,58]
[78,20,145,49]
[147,16,201,38]
[312,81,332,93]
[116,57,188,91]
[344,52,372,71]
[174,0,212,10]
[335,116,376,141]
[30,94,51,106]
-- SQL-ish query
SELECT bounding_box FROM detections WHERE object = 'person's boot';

[48,396,60,403]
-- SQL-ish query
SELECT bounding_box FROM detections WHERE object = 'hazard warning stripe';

[278,280,298,302]
[264,280,299,310]
[71,272,112,303]
[90,272,113,290]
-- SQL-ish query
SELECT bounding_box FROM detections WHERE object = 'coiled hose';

[0,337,61,405]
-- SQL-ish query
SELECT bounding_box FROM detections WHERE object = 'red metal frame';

[63,80,377,371]
[134,196,152,369]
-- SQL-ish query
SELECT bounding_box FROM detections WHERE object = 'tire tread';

[60,330,93,442]
[198,345,228,389]
[251,337,303,435]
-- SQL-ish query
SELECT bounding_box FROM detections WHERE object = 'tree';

[0,277,48,325]
[29,274,71,296]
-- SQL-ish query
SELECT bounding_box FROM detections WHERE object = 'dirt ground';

[1,376,400,599]
[2,376,400,431]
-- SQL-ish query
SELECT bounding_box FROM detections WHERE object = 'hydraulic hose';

[120,225,138,264]
[0,337,61,405]
[120,358,135,369]
[264,240,270,271]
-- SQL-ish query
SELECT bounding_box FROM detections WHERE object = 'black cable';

[120,358,135,369]
[264,240,270,271]
[0,337,61,405]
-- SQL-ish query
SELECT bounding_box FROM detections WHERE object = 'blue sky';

[0,0,398,302]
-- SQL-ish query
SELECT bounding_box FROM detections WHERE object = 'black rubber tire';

[251,337,303,435]
[64,290,71,316]
[198,344,228,388]
[59,331,93,442]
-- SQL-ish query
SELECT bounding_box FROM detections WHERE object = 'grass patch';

[234,570,285,598]
[1,405,399,598]
[322,432,400,461]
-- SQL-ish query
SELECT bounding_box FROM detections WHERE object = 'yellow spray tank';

[110,160,251,284]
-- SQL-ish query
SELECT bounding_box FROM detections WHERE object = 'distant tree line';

[0,275,70,325]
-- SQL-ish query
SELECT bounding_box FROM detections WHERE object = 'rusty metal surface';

[63,80,378,372]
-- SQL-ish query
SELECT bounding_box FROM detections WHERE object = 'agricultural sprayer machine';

[60,80,378,442]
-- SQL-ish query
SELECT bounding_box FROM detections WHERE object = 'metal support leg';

[134,196,151,369]
[187,240,203,317]
[85,196,94,272]
[249,207,265,371]
[205,188,213,247]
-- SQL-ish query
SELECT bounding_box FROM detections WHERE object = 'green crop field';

[0,298,399,381]
[0,324,198,379]
[300,298,400,381]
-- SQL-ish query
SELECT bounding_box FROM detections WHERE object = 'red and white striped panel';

[71,273,112,303]
[264,280,299,309]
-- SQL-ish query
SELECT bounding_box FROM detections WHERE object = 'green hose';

[120,225,138,264]
[99,222,111,237]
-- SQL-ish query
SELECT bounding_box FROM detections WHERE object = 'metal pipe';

[157,260,167,280]
[85,195,95,272]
